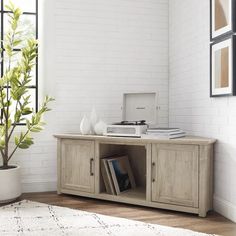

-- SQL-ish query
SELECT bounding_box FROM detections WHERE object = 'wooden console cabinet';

[55,134,216,217]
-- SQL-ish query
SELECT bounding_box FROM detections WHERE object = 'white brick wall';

[53,0,169,129]
[169,0,236,222]
[6,0,169,193]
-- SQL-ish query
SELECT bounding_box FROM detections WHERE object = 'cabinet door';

[151,144,199,208]
[61,139,95,193]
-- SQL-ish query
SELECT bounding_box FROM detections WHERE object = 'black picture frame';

[210,0,236,42]
[210,35,236,97]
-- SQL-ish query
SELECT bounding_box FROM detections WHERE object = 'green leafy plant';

[0,3,53,169]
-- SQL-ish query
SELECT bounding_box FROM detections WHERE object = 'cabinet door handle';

[152,162,156,182]
[90,158,94,176]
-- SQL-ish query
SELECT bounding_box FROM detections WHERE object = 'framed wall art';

[210,0,236,41]
[210,35,236,96]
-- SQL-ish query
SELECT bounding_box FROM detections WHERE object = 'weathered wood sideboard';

[55,134,216,217]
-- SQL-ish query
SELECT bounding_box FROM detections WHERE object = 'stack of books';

[145,128,185,139]
[100,155,136,195]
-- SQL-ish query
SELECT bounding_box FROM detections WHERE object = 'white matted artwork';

[122,92,157,125]
[210,36,236,96]
[210,0,235,40]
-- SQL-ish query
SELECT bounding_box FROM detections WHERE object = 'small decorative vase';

[80,115,91,135]
[89,108,98,134]
[94,120,107,135]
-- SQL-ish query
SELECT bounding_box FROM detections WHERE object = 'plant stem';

[0,150,7,167]
[7,129,30,162]
[0,150,4,157]
[3,157,8,167]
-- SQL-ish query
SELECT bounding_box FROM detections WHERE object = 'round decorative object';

[89,108,98,134]
[94,120,107,135]
[80,115,91,135]
[0,165,21,203]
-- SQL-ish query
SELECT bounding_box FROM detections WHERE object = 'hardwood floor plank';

[5,192,234,236]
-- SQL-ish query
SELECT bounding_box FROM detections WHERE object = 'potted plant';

[0,3,53,203]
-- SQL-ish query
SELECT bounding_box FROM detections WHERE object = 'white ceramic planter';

[0,165,21,203]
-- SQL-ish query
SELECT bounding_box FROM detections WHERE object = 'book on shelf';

[146,128,181,133]
[106,155,136,195]
[144,127,186,139]
[146,131,184,136]
[146,133,185,139]
[100,158,116,195]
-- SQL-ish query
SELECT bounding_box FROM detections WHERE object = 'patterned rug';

[0,200,216,236]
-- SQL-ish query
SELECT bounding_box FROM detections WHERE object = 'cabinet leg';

[198,210,207,217]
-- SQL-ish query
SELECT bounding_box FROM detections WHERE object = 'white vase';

[94,120,107,135]
[89,108,98,134]
[80,115,91,135]
[0,165,21,203]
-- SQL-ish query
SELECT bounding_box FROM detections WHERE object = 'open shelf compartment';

[98,143,147,201]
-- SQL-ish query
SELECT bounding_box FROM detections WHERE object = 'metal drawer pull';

[152,162,155,182]
[90,158,94,176]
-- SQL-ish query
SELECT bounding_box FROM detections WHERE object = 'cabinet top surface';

[54,134,216,145]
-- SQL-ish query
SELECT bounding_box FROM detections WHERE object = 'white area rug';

[0,200,216,236]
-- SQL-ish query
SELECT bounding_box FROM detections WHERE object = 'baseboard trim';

[22,181,57,193]
[214,196,236,223]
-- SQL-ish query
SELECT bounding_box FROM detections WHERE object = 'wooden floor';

[10,192,234,236]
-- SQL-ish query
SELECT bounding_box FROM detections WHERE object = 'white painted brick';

[10,0,169,193]
[169,0,236,219]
